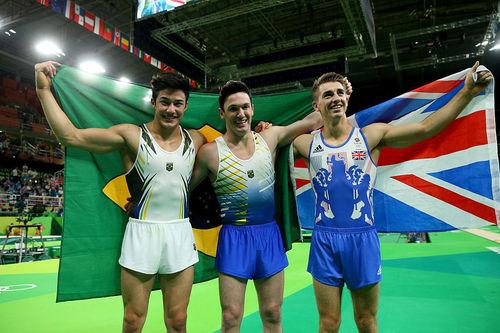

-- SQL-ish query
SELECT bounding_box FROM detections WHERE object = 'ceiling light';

[9,29,15,34]
[35,40,64,56]
[79,61,105,74]
[119,76,131,83]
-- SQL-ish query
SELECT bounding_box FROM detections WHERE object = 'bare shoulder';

[293,133,313,159]
[111,123,140,132]
[198,141,218,160]
[187,128,207,150]
[258,126,282,150]
[112,123,140,139]
[361,123,390,150]
[294,133,313,145]
[258,126,278,139]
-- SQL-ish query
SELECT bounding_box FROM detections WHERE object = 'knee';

[354,312,377,331]
[123,307,146,332]
[165,309,187,332]
[260,302,282,325]
[319,314,341,333]
[221,305,243,328]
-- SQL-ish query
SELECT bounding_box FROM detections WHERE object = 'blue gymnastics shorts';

[215,221,288,280]
[308,225,381,290]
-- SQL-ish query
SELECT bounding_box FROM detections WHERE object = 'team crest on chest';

[247,170,255,178]
[354,136,364,148]
[166,162,174,171]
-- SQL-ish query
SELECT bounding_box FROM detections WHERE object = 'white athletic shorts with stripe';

[119,217,199,275]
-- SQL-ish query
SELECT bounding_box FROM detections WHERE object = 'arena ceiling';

[0,0,498,110]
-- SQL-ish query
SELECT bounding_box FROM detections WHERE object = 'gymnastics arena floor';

[1,228,499,332]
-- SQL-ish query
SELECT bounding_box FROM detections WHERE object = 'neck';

[223,129,253,147]
[323,116,351,140]
[148,121,180,140]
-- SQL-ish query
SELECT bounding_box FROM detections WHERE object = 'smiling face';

[152,88,187,129]
[219,92,254,136]
[313,81,348,121]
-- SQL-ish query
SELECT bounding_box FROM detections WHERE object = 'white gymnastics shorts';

[119,217,199,275]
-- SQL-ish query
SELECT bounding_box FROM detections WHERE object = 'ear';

[151,98,155,107]
[312,100,319,112]
[218,107,224,119]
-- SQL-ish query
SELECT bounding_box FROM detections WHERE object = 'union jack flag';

[352,150,367,160]
[292,66,499,232]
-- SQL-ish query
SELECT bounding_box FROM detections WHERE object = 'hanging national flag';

[151,57,161,68]
[74,4,84,26]
[190,79,197,89]
[120,33,130,51]
[113,28,121,46]
[143,53,151,64]
[37,0,50,7]
[51,65,302,301]
[292,66,498,232]
[84,10,95,32]
[64,0,74,20]
[93,16,102,35]
[100,22,113,42]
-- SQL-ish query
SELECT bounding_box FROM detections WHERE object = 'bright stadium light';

[35,40,64,57]
[79,61,105,74]
[9,29,15,34]
[119,76,131,83]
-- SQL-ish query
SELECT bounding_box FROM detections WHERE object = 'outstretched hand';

[35,61,61,90]
[464,61,493,96]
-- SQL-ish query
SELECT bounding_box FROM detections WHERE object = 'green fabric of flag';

[52,66,312,301]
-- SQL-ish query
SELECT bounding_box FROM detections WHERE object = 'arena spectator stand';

[0,72,64,227]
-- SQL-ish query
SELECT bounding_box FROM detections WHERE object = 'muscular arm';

[35,61,133,153]
[293,134,313,160]
[187,129,208,152]
[189,142,218,191]
[260,111,322,153]
[363,61,493,150]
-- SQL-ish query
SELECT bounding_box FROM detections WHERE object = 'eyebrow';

[228,103,250,108]
[322,88,344,95]
[159,97,184,102]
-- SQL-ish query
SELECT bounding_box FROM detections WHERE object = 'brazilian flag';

[53,66,313,301]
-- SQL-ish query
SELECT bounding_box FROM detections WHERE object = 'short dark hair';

[311,72,346,101]
[150,72,190,102]
[218,80,251,109]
